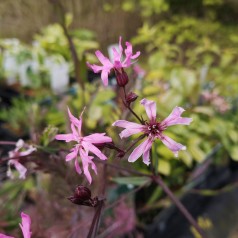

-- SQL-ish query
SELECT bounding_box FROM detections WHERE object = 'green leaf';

[158,159,171,175]
[229,146,238,161]
[147,187,163,205]
[65,13,73,28]
[111,176,151,186]
[193,106,214,116]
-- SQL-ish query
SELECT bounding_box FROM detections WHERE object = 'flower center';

[145,122,166,136]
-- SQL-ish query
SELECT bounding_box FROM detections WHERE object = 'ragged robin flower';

[7,139,36,179]
[87,36,140,86]
[113,99,192,165]
[55,108,112,183]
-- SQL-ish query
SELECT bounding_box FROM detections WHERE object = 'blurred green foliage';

[119,0,238,180]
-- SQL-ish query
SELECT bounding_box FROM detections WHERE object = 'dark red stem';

[121,87,144,124]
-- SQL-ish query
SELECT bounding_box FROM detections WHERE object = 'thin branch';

[87,200,104,238]
[49,0,85,91]
[0,141,16,145]
[152,175,207,238]
[121,87,143,124]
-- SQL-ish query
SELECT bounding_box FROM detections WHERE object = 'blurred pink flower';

[201,90,230,113]
[87,36,140,86]
[113,99,192,165]
[0,234,14,238]
[7,139,36,179]
[19,212,32,238]
[55,108,112,183]
[0,212,31,238]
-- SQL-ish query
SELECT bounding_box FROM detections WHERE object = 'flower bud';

[68,185,92,206]
[126,92,138,105]
[115,68,129,87]
[74,185,91,201]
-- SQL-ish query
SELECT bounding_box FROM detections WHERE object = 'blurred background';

[0,0,238,237]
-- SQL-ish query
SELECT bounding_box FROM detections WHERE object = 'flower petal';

[19,146,36,157]
[128,138,152,163]
[0,234,14,238]
[101,69,110,86]
[84,133,112,144]
[95,50,113,67]
[86,62,103,73]
[91,160,97,175]
[112,120,143,129]
[82,141,108,161]
[142,139,153,165]
[123,42,140,67]
[9,160,27,179]
[140,98,157,121]
[112,48,121,63]
[66,147,79,161]
[160,134,186,157]
[80,149,94,184]
[161,106,193,127]
[67,107,83,135]
[131,51,140,60]
[74,158,82,174]
[118,36,123,56]
[55,133,75,142]
[16,139,24,150]
[119,128,143,139]
[113,120,145,138]
[19,212,32,238]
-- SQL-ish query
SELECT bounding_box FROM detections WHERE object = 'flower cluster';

[56,37,192,183]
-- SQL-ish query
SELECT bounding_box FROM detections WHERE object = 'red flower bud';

[68,185,92,206]
[126,92,138,105]
[68,185,100,207]
[115,68,129,87]
[74,185,91,201]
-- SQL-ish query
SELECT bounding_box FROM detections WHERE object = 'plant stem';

[87,200,104,238]
[50,0,85,91]
[87,164,107,238]
[0,141,16,145]
[121,87,144,124]
[152,175,207,238]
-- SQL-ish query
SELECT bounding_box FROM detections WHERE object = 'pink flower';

[55,108,112,183]
[19,213,32,238]
[87,36,140,86]
[112,99,192,165]
[0,234,14,238]
[0,212,32,238]
[7,139,36,179]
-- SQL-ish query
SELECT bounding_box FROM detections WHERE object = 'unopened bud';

[74,185,91,201]
[115,68,129,87]
[126,92,138,105]
[68,185,92,206]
